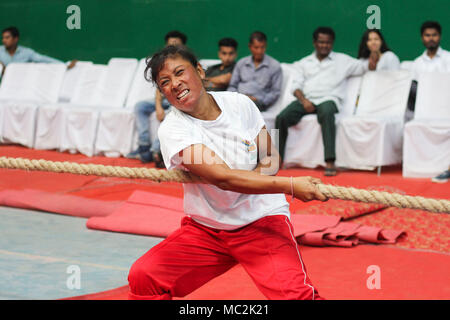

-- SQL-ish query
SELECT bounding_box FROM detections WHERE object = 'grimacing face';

[156,56,206,114]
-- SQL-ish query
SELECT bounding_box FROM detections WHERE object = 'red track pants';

[128,215,322,300]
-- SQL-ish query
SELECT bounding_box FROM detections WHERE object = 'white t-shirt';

[158,91,290,230]
[411,47,450,80]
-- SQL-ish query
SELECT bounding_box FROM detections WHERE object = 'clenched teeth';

[177,89,190,100]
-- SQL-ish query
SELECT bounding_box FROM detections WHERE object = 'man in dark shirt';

[203,38,238,91]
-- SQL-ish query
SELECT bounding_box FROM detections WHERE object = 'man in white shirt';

[410,21,450,183]
[412,21,450,79]
[406,21,450,119]
[275,27,365,176]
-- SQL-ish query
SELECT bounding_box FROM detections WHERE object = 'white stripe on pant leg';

[285,217,315,300]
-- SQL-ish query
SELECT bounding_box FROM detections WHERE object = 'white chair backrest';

[341,75,362,117]
[0,63,35,101]
[0,62,66,103]
[415,72,450,120]
[94,57,139,108]
[58,61,93,102]
[199,59,221,71]
[400,61,414,71]
[125,58,157,109]
[70,64,107,105]
[356,70,412,117]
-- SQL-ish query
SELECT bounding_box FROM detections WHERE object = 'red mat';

[64,245,450,300]
[0,189,121,218]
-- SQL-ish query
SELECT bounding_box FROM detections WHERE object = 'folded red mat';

[294,215,406,247]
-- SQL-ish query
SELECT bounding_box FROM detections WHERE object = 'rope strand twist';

[0,156,448,214]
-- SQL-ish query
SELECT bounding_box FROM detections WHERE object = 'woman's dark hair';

[357,29,390,59]
[313,27,335,41]
[420,21,441,35]
[144,45,198,83]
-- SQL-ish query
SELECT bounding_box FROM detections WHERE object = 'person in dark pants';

[275,27,364,176]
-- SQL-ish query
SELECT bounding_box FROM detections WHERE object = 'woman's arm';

[179,144,327,202]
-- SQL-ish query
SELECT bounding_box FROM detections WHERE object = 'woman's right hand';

[292,176,328,202]
[368,51,381,70]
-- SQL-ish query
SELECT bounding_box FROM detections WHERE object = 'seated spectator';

[357,29,400,71]
[406,21,450,119]
[412,21,450,78]
[126,30,187,163]
[275,27,365,176]
[228,31,282,112]
[203,37,238,91]
[0,26,77,71]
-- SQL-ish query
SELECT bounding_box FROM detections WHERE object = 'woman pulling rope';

[1,45,448,300]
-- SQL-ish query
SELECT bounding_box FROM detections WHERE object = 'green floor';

[0,206,163,300]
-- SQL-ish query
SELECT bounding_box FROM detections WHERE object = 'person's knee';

[134,101,152,115]
[317,104,337,121]
[275,112,289,128]
[128,259,162,295]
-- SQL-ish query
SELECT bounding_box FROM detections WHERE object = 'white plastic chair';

[58,61,93,102]
[283,75,362,168]
[94,58,141,157]
[124,58,156,109]
[336,70,412,171]
[0,63,66,148]
[403,72,450,177]
[122,58,169,154]
[35,64,107,156]
[60,59,139,157]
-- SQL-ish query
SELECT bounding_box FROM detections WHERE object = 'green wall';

[1,0,449,64]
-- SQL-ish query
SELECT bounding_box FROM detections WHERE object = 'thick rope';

[0,156,449,214]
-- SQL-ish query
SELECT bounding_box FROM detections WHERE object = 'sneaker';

[324,167,337,176]
[126,145,150,159]
[431,170,450,183]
